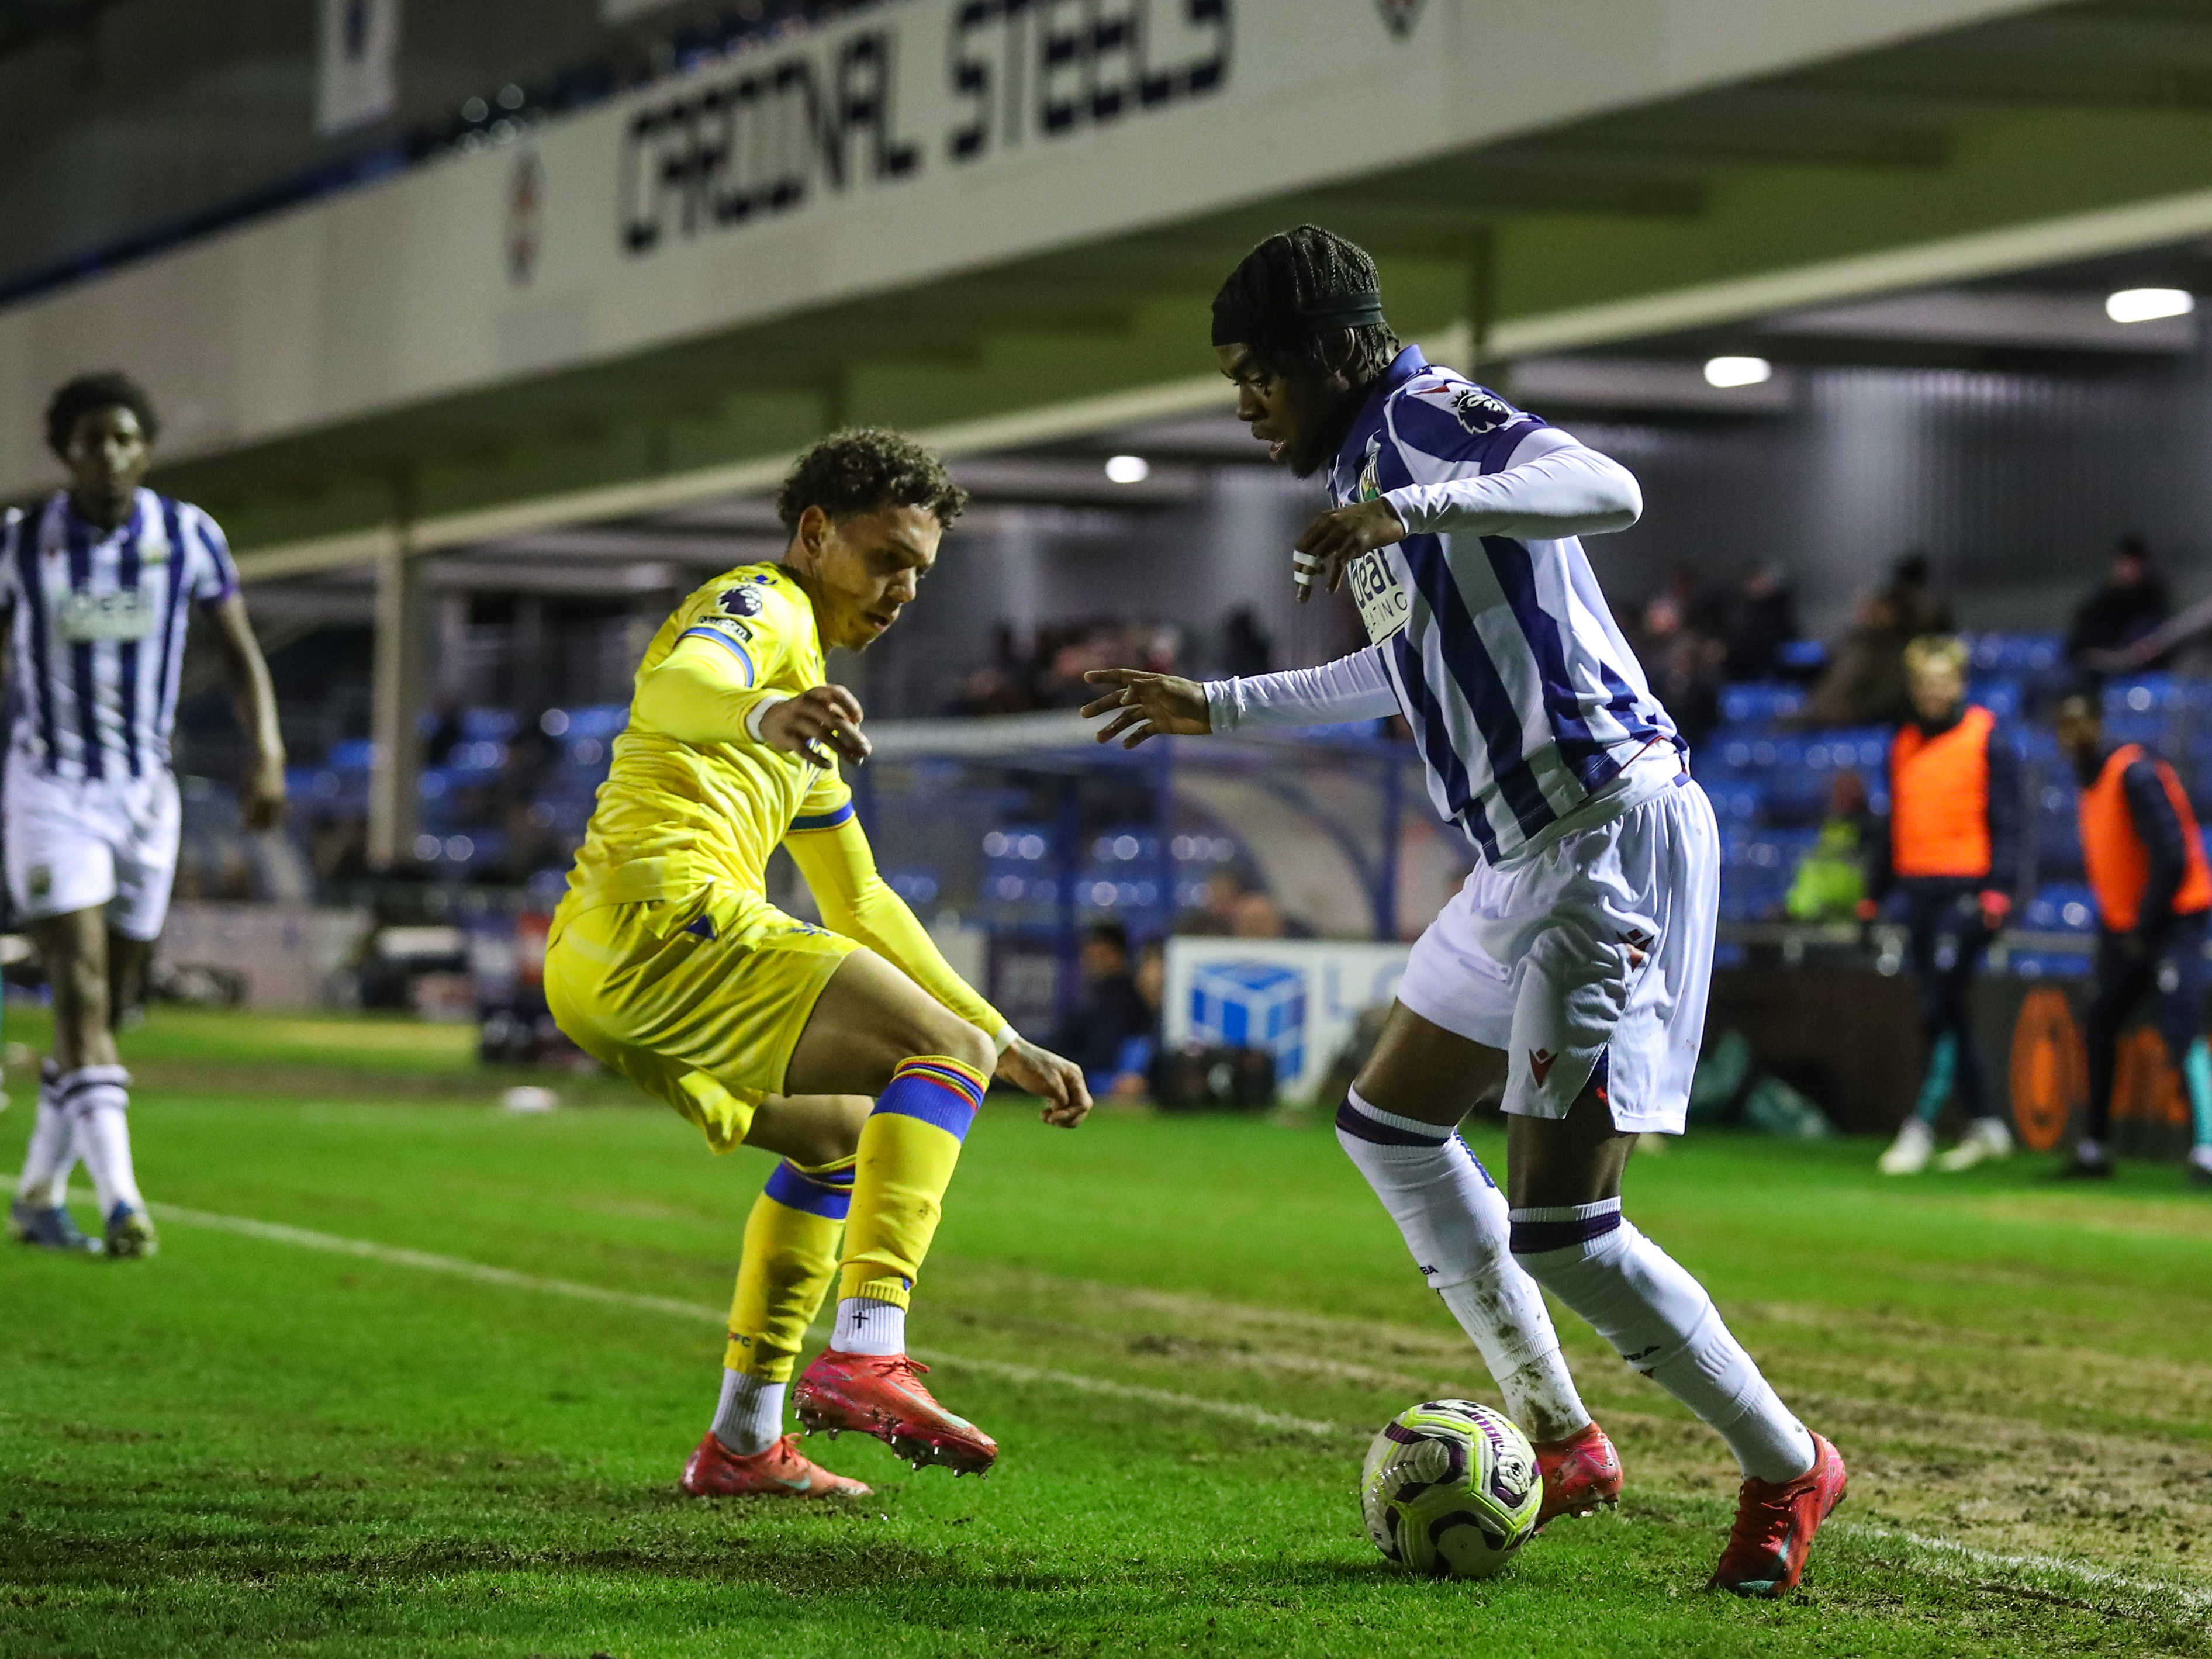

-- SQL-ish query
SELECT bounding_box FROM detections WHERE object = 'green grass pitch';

[3,1007,2210,1657]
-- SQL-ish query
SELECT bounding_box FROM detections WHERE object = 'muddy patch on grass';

[929,1261,2212,1582]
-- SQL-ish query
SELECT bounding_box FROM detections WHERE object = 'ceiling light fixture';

[1702,356,1772,389]
[2106,287,2195,324]
[1104,454,1150,483]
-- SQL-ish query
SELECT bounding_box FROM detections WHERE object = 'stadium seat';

[1717,683,1804,728]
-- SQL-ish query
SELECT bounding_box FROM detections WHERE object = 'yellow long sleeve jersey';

[555,562,1008,1041]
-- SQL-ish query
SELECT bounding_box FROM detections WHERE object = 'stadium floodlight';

[2105,287,2195,324]
[1702,355,1773,389]
[1104,454,1150,483]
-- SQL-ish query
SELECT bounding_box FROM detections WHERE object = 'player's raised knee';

[903,1002,994,1079]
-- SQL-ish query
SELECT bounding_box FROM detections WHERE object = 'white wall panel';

[0,0,2042,496]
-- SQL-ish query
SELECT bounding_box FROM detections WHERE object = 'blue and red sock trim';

[870,1055,987,1139]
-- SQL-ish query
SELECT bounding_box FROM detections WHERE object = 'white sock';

[831,1297,906,1357]
[16,1063,77,1207]
[1513,1200,1814,1484]
[1337,1090,1590,1443]
[709,1368,787,1456]
[61,1067,141,1217]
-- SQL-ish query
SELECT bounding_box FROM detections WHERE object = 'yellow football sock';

[723,1156,853,1381]
[837,1055,988,1309]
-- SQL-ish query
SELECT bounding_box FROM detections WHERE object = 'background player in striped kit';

[5,372,286,1257]
[1086,227,1844,1598]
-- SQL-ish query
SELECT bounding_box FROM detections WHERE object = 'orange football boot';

[1533,1421,1623,1528]
[1708,1432,1848,1598]
[793,1350,998,1475]
[679,1432,870,1498]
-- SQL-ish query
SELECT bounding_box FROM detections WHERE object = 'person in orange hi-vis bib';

[2054,691,2212,1186]
[1864,637,2021,1176]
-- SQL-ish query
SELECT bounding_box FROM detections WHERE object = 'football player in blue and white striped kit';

[1086,228,1844,1598]
[5,372,286,1257]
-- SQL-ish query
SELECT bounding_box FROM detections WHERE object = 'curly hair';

[46,370,160,457]
[1211,226,1402,385]
[776,428,967,532]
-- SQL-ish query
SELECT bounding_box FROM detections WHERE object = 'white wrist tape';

[744,692,793,743]
[992,1023,1019,1057]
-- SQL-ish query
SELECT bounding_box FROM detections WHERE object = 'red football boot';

[1533,1421,1623,1528]
[679,1432,870,1499]
[1708,1433,1848,1598]
[793,1350,998,1476]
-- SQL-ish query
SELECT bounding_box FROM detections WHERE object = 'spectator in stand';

[1865,637,2020,1177]
[1644,564,1727,643]
[1631,577,1721,748]
[2054,692,2212,1186]
[1230,888,1291,938]
[1886,551,1952,639]
[950,624,1037,716]
[1176,868,1248,935]
[1041,620,1180,708]
[1653,630,1724,753]
[1107,939,1167,1100]
[422,697,465,768]
[1805,589,1911,728]
[498,801,571,884]
[1637,587,1685,659]
[1784,772,1875,923]
[1723,564,1800,683]
[1050,922,1157,1098]
[2066,534,2172,674]
[1220,608,1274,679]
[501,716,561,821]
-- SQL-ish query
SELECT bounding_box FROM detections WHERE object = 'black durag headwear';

[1210,289,1387,346]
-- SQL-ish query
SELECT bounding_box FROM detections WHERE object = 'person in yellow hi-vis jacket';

[545,429,1091,1499]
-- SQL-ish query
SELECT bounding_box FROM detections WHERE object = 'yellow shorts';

[544,887,856,1152]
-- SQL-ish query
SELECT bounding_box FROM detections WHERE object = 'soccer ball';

[1360,1399,1543,1578]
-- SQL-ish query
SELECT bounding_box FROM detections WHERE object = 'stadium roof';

[7,0,2212,573]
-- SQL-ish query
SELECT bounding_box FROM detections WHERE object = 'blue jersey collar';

[54,486,150,547]
[1332,345,1430,495]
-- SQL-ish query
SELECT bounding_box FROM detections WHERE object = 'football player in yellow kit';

[545,429,1090,1498]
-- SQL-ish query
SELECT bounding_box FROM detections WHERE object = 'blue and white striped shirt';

[1328,347,1678,864]
[0,488,239,782]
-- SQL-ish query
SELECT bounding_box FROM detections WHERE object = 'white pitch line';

[167,1207,2197,1595]
[51,1195,2211,1608]
[147,1198,1351,1442]
[1836,1522,2212,1615]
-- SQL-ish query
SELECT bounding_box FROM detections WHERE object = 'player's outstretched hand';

[760,685,872,768]
[1292,497,1406,603]
[240,753,288,832]
[998,1036,1092,1128]
[1081,669,1211,748]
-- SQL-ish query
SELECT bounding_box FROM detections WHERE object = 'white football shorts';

[1394,758,1719,1136]
[4,759,183,941]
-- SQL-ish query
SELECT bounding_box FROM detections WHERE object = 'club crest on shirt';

[1443,386,1532,438]
[718,585,766,618]
[1356,435,1384,503]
